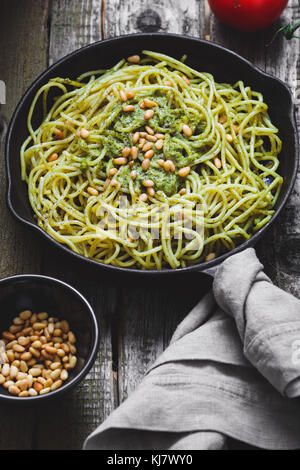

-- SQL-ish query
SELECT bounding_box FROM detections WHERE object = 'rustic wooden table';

[0,0,299,450]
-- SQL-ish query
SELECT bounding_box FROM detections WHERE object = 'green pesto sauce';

[78,92,206,197]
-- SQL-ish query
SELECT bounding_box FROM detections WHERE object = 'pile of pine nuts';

[0,310,77,397]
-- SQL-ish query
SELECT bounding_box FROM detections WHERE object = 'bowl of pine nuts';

[0,274,99,401]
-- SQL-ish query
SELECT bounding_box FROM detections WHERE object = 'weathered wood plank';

[32,0,118,450]
[0,0,49,450]
[49,0,103,64]
[105,0,206,38]
[103,0,209,401]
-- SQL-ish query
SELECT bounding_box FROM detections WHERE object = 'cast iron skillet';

[5,33,299,276]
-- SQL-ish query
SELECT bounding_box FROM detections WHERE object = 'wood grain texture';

[105,0,205,38]
[103,0,209,402]
[49,0,103,64]
[0,0,49,450]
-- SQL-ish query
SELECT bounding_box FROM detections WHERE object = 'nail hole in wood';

[136,9,162,33]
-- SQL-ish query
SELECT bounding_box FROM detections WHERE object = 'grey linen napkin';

[84,248,300,450]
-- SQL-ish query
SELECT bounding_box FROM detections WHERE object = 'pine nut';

[61,344,70,353]
[21,352,32,361]
[60,321,69,333]
[13,317,24,326]
[31,340,42,349]
[19,310,32,320]
[155,139,164,150]
[131,146,138,160]
[2,364,10,377]
[29,347,40,358]
[20,361,28,373]
[19,391,29,397]
[37,312,48,321]
[45,346,57,355]
[29,368,41,377]
[16,379,29,391]
[113,157,127,165]
[2,331,15,341]
[56,349,65,357]
[157,159,165,167]
[144,109,154,120]
[54,129,64,139]
[138,138,146,148]
[32,322,47,330]
[0,374,4,385]
[10,365,18,379]
[51,379,63,391]
[130,170,137,180]
[122,147,131,158]
[132,132,140,144]
[127,55,140,63]
[9,325,22,333]
[109,168,118,177]
[126,90,135,99]
[29,388,38,397]
[164,160,175,172]
[226,134,233,143]
[182,124,193,137]
[68,332,76,344]
[142,179,155,188]
[6,351,15,362]
[142,159,150,171]
[8,385,20,396]
[47,153,58,162]
[214,157,222,169]
[178,167,191,178]
[144,149,154,160]
[60,370,68,381]
[142,142,153,153]
[233,125,239,134]
[146,134,157,142]
[33,382,43,393]
[119,90,127,102]
[50,362,61,371]
[87,187,99,196]
[3,380,14,389]
[205,253,216,262]
[155,134,165,139]
[80,128,90,139]
[18,336,30,347]
[13,344,25,353]
[48,323,54,334]
[147,188,155,197]
[139,194,148,202]
[145,125,154,135]
[122,105,135,112]
[50,369,61,380]
[39,387,51,395]
[179,188,187,195]
[143,98,158,108]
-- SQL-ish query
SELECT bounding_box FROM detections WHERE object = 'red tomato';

[208,0,288,32]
